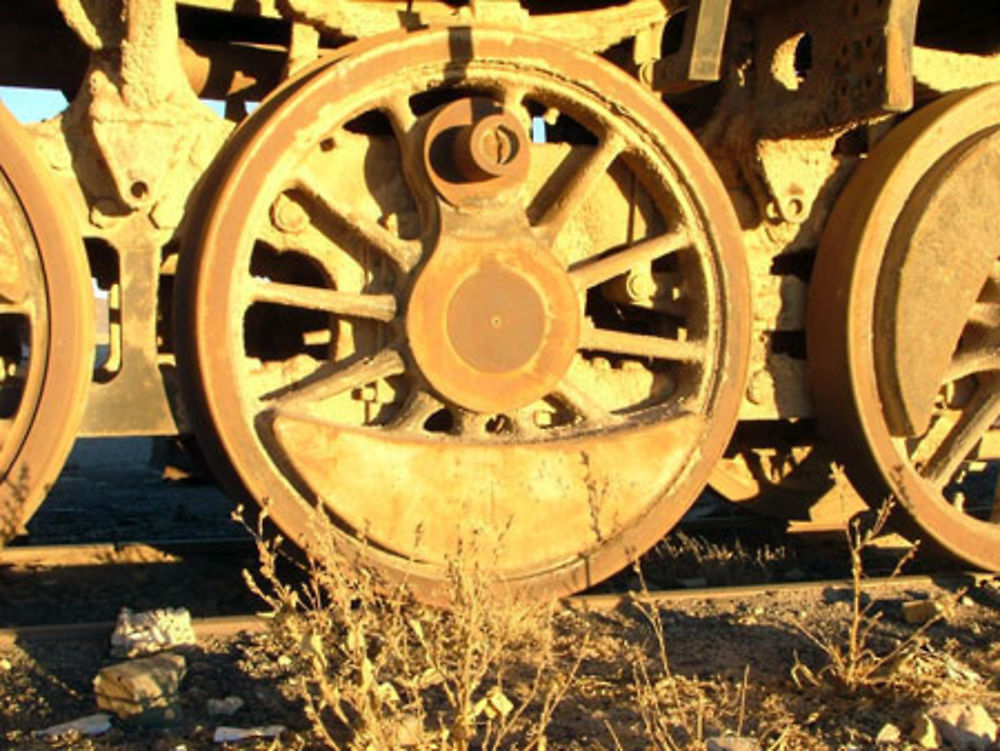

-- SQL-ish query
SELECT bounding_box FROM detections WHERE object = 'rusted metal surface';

[0,104,94,542]
[28,0,232,436]
[807,84,1000,572]
[285,0,682,54]
[645,0,732,91]
[176,26,750,600]
[1,0,999,596]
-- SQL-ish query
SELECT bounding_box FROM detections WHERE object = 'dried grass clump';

[240,506,580,751]
[606,569,760,751]
[650,531,793,587]
[791,497,962,694]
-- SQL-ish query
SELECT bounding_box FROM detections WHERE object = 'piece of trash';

[213,725,285,743]
[876,723,902,744]
[34,714,112,738]
[706,736,762,751]
[207,696,245,716]
[110,607,197,658]
[94,652,186,722]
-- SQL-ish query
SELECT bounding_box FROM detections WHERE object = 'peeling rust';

[2,0,999,596]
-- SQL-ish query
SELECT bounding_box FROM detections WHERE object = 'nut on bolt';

[271,194,309,234]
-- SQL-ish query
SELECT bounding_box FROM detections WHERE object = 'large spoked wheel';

[179,28,749,599]
[808,84,1000,570]
[0,105,93,542]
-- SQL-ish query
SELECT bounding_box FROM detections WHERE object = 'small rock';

[706,736,761,751]
[902,600,941,624]
[94,652,186,722]
[34,714,112,738]
[277,655,292,667]
[207,696,244,716]
[213,725,285,743]
[911,712,942,749]
[875,723,901,744]
[0,657,11,671]
[110,607,197,658]
[390,712,425,747]
[960,595,974,607]
[926,703,997,750]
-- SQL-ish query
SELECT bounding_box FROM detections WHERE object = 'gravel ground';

[1,438,998,749]
[1,579,998,749]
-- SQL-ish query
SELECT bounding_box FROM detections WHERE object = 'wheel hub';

[447,266,545,373]
[407,238,581,414]
[406,97,581,414]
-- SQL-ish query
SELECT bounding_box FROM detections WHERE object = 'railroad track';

[0,537,255,568]
[0,510,841,570]
[3,571,994,648]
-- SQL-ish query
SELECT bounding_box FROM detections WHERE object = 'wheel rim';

[0,104,93,542]
[808,84,1000,570]
[181,28,749,598]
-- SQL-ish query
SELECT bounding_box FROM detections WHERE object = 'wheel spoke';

[501,87,531,134]
[535,132,625,243]
[553,378,616,426]
[292,169,422,272]
[569,229,689,291]
[251,279,396,322]
[379,95,437,217]
[947,351,1000,381]
[579,325,704,363]
[921,382,1000,485]
[967,301,1000,329]
[0,300,29,315]
[270,348,406,414]
[381,94,417,137]
[385,388,444,431]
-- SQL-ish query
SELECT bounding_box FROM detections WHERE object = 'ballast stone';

[94,652,186,721]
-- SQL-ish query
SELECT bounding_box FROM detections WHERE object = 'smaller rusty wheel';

[179,27,750,600]
[808,84,1000,570]
[0,104,93,542]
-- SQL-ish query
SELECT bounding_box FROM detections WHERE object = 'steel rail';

[0,513,837,570]
[0,537,255,567]
[2,572,993,648]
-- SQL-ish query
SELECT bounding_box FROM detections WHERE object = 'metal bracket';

[642,0,732,92]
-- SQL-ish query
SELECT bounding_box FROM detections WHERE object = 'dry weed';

[649,531,793,587]
[606,567,760,751]
[239,505,580,751]
[791,497,961,694]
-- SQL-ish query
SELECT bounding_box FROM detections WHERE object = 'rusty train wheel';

[0,104,93,542]
[179,28,749,599]
[808,84,1000,570]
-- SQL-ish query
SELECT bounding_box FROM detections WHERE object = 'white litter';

[213,725,285,743]
[110,606,197,658]
[34,714,112,738]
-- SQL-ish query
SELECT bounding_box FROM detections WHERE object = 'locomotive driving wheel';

[179,27,749,599]
[808,84,1000,571]
[0,104,93,542]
